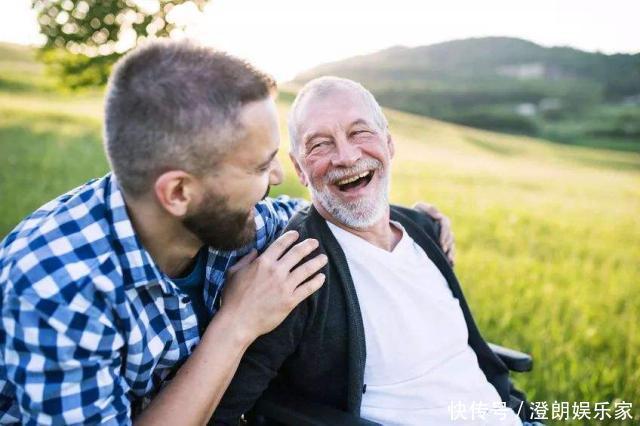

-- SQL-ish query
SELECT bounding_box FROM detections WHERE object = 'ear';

[153,170,197,217]
[386,132,395,159]
[289,152,309,187]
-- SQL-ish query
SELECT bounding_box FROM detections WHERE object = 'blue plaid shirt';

[0,173,306,424]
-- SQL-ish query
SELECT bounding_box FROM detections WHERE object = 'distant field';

[1,43,639,424]
[293,37,640,154]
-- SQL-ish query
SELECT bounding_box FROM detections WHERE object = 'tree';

[32,0,208,89]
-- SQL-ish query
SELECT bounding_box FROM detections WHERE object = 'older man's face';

[291,89,394,228]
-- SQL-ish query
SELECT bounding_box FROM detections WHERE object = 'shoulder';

[254,195,308,222]
[390,204,439,241]
[1,176,122,303]
[252,196,309,246]
[283,205,320,239]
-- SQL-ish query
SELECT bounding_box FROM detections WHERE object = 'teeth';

[336,171,370,186]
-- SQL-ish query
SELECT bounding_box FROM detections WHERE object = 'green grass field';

[1,43,639,424]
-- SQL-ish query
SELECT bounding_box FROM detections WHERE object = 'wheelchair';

[246,343,533,426]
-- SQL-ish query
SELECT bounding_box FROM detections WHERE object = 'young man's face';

[184,97,283,250]
[291,88,394,229]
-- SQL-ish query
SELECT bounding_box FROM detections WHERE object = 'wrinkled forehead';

[296,87,376,135]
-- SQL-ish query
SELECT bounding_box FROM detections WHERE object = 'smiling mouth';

[334,170,375,192]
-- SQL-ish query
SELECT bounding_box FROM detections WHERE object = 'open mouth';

[334,170,375,192]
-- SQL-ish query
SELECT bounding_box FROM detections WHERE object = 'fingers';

[446,244,456,266]
[413,202,439,218]
[413,201,450,248]
[439,219,455,266]
[288,253,328,287]
[291,273,326,305]
[278,238,320,272]
[413,201,456,264]
[261,230,300,261]
[228,249,258,273]
[438,215,452,249]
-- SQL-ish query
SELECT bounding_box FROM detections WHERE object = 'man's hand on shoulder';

[221,230,327,340]
[136,231,327,426]
[413,202,456,266]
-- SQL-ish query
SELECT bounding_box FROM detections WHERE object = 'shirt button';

[181,296,190,304]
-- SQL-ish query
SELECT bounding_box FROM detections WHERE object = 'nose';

[269,157,284,186]
[331,137,361,167]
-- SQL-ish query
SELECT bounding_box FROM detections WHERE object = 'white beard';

[310,167,390,230]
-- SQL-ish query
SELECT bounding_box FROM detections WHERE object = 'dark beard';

[182,190,256,251]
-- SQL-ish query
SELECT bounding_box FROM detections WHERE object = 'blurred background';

[1,1,638,424]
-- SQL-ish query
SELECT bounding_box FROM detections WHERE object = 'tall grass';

[1,43,639,425]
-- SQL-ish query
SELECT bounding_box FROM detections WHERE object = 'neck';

[124,193,202,278]
[315,203,402,252]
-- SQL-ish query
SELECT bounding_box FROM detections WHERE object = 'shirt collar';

[104,173,178,295]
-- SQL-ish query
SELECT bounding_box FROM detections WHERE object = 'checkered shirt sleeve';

[1,180,131,424]
[0,173,307,424]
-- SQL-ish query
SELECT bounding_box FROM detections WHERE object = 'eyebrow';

[257,149,278,168]
[349,118,371,128]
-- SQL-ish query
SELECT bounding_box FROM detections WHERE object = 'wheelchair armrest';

[249,391,381,426]
[488,342,533,372]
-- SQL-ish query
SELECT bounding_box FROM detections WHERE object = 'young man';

[0,42,453,424]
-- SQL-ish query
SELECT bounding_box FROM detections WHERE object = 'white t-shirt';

[327,221,522,426]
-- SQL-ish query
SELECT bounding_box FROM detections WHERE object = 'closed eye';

[256,149,278,173]
[309,140,330,152]
[257,158,274,173]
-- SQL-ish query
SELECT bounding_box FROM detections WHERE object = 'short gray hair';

[288,76,388,153]
[104,39,276,196]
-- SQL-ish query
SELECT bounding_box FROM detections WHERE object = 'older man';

[213,77,533,425]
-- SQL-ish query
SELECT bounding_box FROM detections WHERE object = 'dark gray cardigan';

[214,205,528,423]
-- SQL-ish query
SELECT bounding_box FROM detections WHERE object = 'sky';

[2,0,639,81]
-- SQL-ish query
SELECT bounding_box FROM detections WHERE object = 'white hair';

[287,76,388,153]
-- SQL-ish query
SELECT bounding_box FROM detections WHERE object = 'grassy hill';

[294,37,640,152]
[1,42,639,424]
